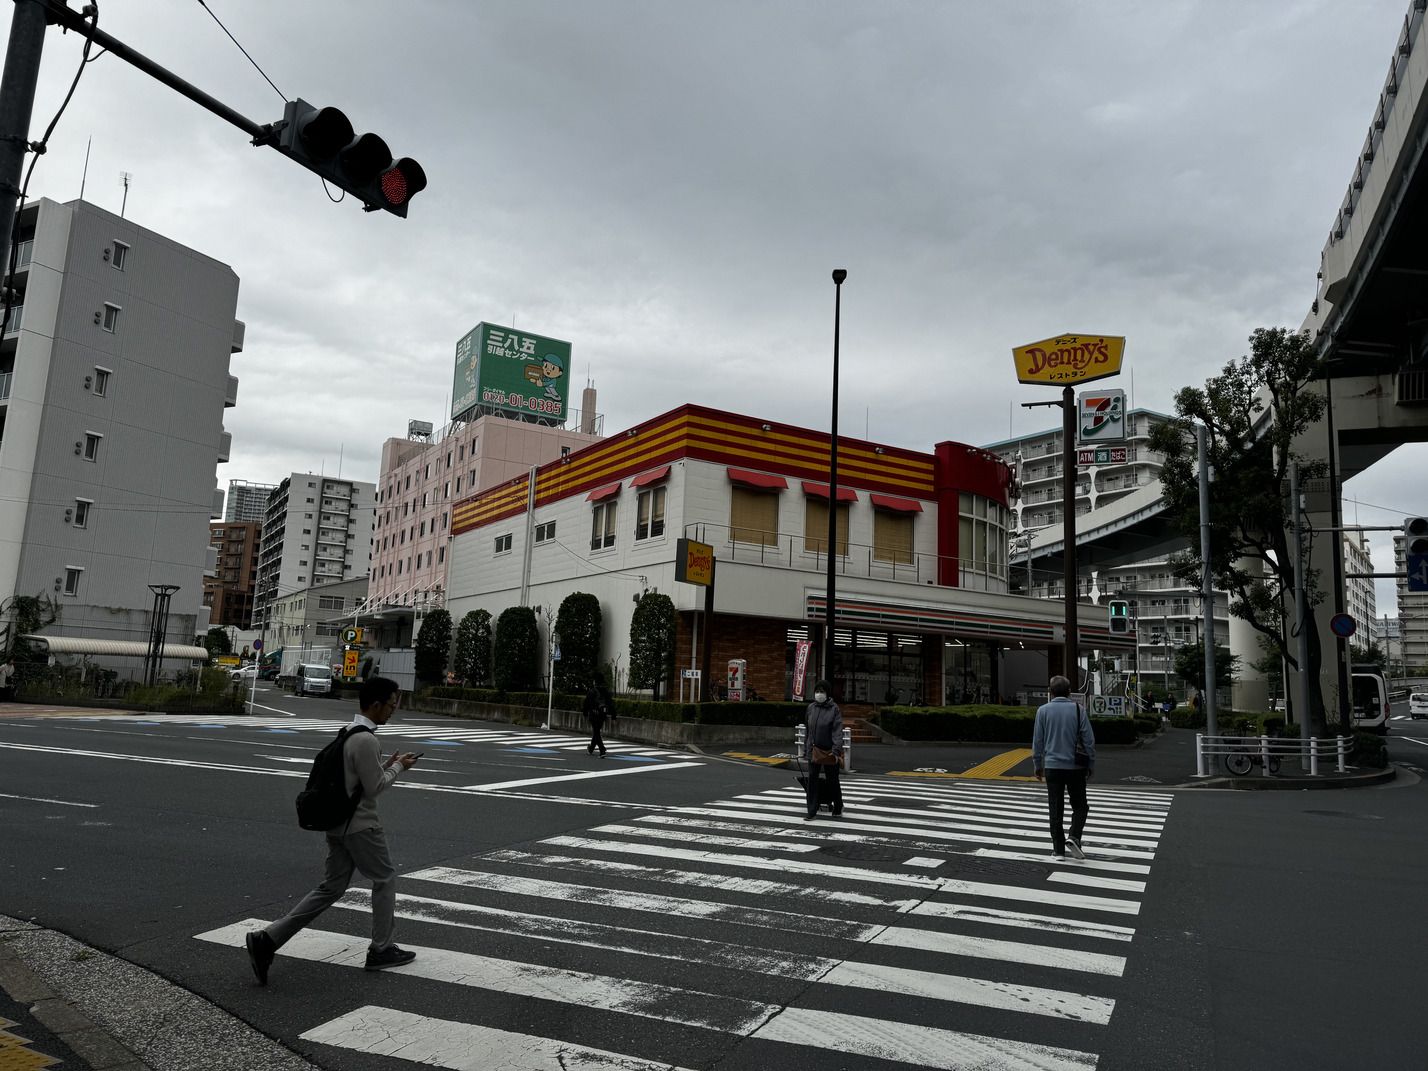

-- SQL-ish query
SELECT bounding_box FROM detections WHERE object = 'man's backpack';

[295,725,373,832]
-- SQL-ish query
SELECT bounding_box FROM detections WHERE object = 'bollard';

[1309,736,1319,777]
[1336,734,1347,773]
[843,726,854,773]
[1260,735,1271,776]
[1195,733,1205,777]
[795,724,805,756]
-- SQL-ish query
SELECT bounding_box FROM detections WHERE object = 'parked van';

[1409,692,1428,720]
[1350,671,1389,734]
[294,663,333,698]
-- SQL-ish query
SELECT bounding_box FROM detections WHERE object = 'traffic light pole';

[1197,423,1218,740]
[0,0,49,281]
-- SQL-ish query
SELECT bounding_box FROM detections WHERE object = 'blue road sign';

[1409,554,1428,593]
[1329,613,1356,639]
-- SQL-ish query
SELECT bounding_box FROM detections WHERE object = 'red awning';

[801,480,857,502]
[585,482,621,502]
[630,465,671,488]
[727,467,787,490]
[869,492,923,513]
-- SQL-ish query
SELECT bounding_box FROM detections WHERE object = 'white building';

[1342,530,1378,649]
[251,474,375,630]
[1394,532,1428,672]
[984,408,1230,697]
[0,197,240,669]
[225,478,275,524]
[445,404,1131,704]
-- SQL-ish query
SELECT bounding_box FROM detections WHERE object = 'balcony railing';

[0,370,10,401]
[3,304,22,334]
[683,522,1010,593]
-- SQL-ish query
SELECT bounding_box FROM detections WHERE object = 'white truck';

[294,663,334,698]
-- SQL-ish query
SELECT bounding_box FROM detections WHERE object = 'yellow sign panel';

[342,627,364,645]
[215,655,240,666]
[343,650,359,678]
[675,538,714,587]
[1012,334,1125,386]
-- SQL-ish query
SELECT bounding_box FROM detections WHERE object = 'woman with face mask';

[803,679,845,820]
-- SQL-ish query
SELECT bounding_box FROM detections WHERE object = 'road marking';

[0,791,98,808]
[909,900,1135,941]
[300,1005,695,1071]
[905,856,944,868]
[956,748,1036,779]
[462,762,703,791]
[722,751,790,765]
[1400,737,1428,748]
[588,822,822,853]
[201,921,1100,1068]
[890,769,1039,782]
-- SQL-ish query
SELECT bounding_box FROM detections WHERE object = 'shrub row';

[424,685,584,711]
[876,706,1139,745]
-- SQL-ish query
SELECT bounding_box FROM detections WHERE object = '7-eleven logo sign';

[1077,389,1126,445]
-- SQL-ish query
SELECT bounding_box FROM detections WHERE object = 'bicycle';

[1224,744,1280,776]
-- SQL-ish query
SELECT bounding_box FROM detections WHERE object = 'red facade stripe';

[727,467,788,490]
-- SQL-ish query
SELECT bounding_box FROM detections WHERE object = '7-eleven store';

[445,404,1130,705]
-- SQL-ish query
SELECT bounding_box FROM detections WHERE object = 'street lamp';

[824,268,847,690]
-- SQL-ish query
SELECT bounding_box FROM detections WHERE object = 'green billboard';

[452,323,572,423]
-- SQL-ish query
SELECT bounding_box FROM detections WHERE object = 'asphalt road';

[1,688,1426,1070]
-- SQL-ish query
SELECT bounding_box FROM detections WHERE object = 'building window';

[958,492,1009,579]
[419,520,426,537]
[591,502,617,550]
[318,595,344,610]
[456,477,462,493]
[82,432,101,461]
[535,520,556,543]
[72,499,92,528]
[730,487,778,547]
[495,533,513,554]
[804,499,849,556]
[63,567,83,596]
[102,303,121,332]
[636,486,666,541]
[425,550,432,568]
[438,547,445,563]
[873,509,914,565]
[442,512,448,530]
[92,367,111,396]
[110,241,129,270]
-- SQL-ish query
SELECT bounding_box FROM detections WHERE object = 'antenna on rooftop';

[120,171,131,217]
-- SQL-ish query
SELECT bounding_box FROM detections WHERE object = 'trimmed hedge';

[424,685,584,711]
[876,705,1139,744]
[610,700,807,727]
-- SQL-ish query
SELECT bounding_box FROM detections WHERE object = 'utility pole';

[1290,461,1312,748]
[0,1,49,277]
[1197,423,1218,739]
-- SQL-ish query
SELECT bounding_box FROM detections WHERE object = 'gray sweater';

[805,698,844,759]
[333,721,401,834]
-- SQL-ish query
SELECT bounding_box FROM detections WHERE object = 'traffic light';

[273,99,427,217]
[1405,517,1428,557]
[1108,599,1131,635]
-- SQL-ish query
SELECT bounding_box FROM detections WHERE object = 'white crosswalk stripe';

[198,776,1173,1069]
[47,712,690,760]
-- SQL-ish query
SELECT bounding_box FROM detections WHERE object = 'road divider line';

[462,762,703,791]
[0,791,98,808]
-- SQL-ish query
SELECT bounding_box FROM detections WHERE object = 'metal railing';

[0,370,9,401]
[795,724,854,773]
[1194,733,1348,778]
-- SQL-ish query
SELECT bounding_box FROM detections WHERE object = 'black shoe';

[1066,837,1086,860]
[599,750,607,758]
[364,945,417,971]
[245,930,275,986]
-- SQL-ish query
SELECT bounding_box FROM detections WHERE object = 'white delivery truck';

[294,662,334,698]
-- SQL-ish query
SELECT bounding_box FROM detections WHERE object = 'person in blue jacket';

[1032,674,1096,860]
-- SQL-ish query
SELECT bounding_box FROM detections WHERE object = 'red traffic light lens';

[379,168,409,205]
[378,159,427,207]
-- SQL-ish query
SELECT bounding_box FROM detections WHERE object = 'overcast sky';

[12,0,1423,617]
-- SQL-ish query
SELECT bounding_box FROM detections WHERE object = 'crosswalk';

[198,776,1174,1069]
[47,713,690,761]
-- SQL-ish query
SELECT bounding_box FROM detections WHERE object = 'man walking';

[1032,674,1095,860]
[245,676,420,985]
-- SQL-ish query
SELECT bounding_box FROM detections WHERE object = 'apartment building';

[202,521,260,629]
[224,479,276,524]
[1342,530,1378,649]
[251,474,375,630]
[0,197,241,666]
[370,411,603,608]
[1394,532,1428,671]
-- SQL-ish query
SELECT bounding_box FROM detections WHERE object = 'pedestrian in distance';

[245,676,421,985]
[584,675,614,757]
[803,679,845,821]
[0,656,15,702]
[1032,674,1095,860]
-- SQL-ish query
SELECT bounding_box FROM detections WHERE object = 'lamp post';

[824,269,847,688]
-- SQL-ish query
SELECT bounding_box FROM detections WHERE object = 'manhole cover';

[1121,775,1162,784]
[1302,810,1383,821]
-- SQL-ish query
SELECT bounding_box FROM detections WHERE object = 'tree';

[1148,327,1330,731]
[553,592,602,694]
[627,592,675,700]
[414,608,453,684]
[1350,640,1386,674]
[453,609,492,686]
[201,627,232,660]
[0,593,59,661]
[1173,641,1240,693]
[493,606,541,692]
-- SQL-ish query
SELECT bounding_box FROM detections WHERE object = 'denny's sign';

[675,538,714,587]
[1012,334,1124,387]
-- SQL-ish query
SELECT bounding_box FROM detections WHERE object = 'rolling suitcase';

[794,754,836,813]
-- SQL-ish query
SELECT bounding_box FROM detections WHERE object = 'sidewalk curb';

[1184,767,1398,790]
[0,917,320,1071]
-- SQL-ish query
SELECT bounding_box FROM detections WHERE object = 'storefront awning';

[21,635,209,660]
[727,467,787,490]
[869,493,923,513]
[586,482,622,502]
[801,480,857,502]
[630,465,671,488]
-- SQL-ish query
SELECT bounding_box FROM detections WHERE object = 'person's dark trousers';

[587,715,606,755]
[805,761,843,816]
[1043,768,1089,852]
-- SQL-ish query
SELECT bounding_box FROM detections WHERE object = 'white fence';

[795,724,854,773]
[1194,733,1348,778]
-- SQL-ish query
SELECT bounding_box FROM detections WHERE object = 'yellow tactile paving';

[0,1018,60,1070]
[722,751,790,767]
[889,747,1038,781]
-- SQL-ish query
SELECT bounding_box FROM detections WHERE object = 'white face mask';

[814,691,828,704]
